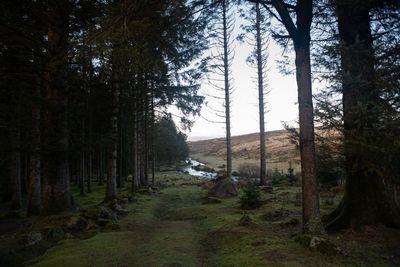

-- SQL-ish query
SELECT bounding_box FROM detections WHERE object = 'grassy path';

[29,186,217,267]
[25,173,400,267]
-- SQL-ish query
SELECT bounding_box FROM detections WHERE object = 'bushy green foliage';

[239,184,262,210]
[268,168,286,185]
[154,115,188,165]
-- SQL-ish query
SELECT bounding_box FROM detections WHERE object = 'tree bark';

[42,0,74,214]
[10,125,22,210]
[27,80,42,216]
[255,2,267,186]
[222,0,232,179]
[105,63,119,201]
[270,0,320,232]
[326,0,400,230]
[294,41,320,232]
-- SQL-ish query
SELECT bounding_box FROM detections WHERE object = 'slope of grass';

[188,130,301,173]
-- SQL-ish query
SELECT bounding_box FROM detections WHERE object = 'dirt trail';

[123,186,215,266]
[30,186,217,267]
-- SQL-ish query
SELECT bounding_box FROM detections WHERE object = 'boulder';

[98,206,117,220]
[208,179,238,198]
[294,235,341,256]
[44,227,64,242]
[65,216,88,233]
[19,232,42,247]
[96,206,117,226]
[113,204,129,217]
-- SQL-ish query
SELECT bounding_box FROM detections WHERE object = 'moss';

[18,173,400,267]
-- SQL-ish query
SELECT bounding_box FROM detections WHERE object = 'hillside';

[188,130,301,172]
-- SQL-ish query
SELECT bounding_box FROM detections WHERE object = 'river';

[181,158,218,178]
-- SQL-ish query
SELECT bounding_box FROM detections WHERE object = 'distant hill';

[188,130,301,172]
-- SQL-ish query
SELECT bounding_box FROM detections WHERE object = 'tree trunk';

[132,99,140,191]
[80,122,86,196]
[326,0,400,230]
[222,0,232,179]
[270,0,320,233]
[255,2,267,186]
[42,0,74,214]
[27,80,42,216]
[151,89,155,185]
[105,64,119,201]
[10,125,22,210]
[294,40,320,232]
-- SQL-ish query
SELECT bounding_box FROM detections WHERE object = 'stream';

[181,158,218,178]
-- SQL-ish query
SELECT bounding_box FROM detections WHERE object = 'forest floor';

[1,171,400,266]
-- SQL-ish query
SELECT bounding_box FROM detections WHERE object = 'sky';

[177,9,300,141]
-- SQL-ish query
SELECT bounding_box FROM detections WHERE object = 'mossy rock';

[18,232,42,247]
[43,227,64,242]
[294,235,341,256]
[64,216,88,233]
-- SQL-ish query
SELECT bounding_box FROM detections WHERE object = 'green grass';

[4,171,397,267]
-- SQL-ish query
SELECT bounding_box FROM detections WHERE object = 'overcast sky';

[181,12,300,141]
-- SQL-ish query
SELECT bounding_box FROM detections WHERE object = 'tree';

[255,0,320,232]
[239,1,270,185]
[42,0,74,214]
[325,0,400,230]
[154,115,189,165]
[206,0,235,179]
[255,2,268,186]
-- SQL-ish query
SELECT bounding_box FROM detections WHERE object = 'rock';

[96,206,117,226]
[44,227,64,242]
[208,179,238,198]
[65,216,88,233]
[202,197,222,204]
[19,232,42,247]
[294,235,341,256]
[98,206,117,220]
[113,204,129,217]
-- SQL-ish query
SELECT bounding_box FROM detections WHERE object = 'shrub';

[239,183,263,209]
[268,168,286,185]
[238,163,260,178]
